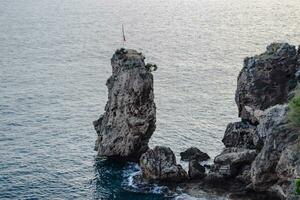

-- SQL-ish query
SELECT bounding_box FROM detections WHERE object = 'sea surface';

[1,0,300,199]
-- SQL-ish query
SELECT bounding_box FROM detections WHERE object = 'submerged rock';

[140,146,188,182]
[235,43,298,123]
[93,48,156,161]
[180,147,210,162]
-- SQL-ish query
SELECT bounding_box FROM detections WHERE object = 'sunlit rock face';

[93,49,156,161]
[235,43,298,124]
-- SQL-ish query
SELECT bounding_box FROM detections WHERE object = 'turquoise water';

[1,0,300,199]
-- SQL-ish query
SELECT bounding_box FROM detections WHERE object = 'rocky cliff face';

[235,43,298,124]
[95,44,300,199]
[250,104,300,199]
[93,49,156,161]
[210,43,300,199]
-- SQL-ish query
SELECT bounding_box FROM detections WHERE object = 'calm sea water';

[1,0,300,199]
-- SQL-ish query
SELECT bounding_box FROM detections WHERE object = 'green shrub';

[288,89,300,127]
[145,63,157,72]
[295,179,300,195]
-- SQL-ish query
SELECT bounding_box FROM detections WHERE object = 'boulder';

[140,146,188,182]
[214,148,257,166]
[212,148,257,178]
[235,43,298,123]
[188,160,206,179]
[93,48,156,161]
[180,147,210,162]
[222,121,257,149]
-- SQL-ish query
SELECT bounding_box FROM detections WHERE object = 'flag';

[122,25,126,42]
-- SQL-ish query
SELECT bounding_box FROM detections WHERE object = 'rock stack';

[93,48,156,161]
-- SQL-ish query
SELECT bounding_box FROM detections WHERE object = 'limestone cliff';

[211,43,300,199]
[93,48,156,161]
[235,43,298,124]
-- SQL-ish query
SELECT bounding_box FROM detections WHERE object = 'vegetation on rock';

[145,63,157,72]
[288,88,300,127]
[295,178,300,195]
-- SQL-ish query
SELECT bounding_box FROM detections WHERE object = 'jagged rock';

[93,48,156,161]
[180,147,210,162]
[276,143,300,182]
[188,160,206,179]
[250,104,300,198]
[214,148,257,166]
[243,106,265,125]
[276,143,300,200]
[140,146,188,182]
[256,104,288,142]
[222,121,257,149]
[212,148,257,178]
[235,43,298,123]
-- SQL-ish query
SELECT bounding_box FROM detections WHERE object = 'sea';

[1,0,300,199]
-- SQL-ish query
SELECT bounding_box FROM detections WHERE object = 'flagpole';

[122,24,126,48]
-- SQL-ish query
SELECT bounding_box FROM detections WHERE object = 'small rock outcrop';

[93,48,156,161]
[214,148,257,166]
[235,43,298,123]
[180,147,210,162]
[140,146,188,182]
[212,148,257,179]
[188,160,206,179]
[222,122,258,149]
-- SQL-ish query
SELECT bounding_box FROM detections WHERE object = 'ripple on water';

[1,0,300,199]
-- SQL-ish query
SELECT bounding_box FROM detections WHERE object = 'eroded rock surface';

[208,43,300,199]
[93,48,156,161]
[140,146,188,182]
[212,148,257,179]
[235,43,298,123]
[251,104,300,198]
[222,122,258,149]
